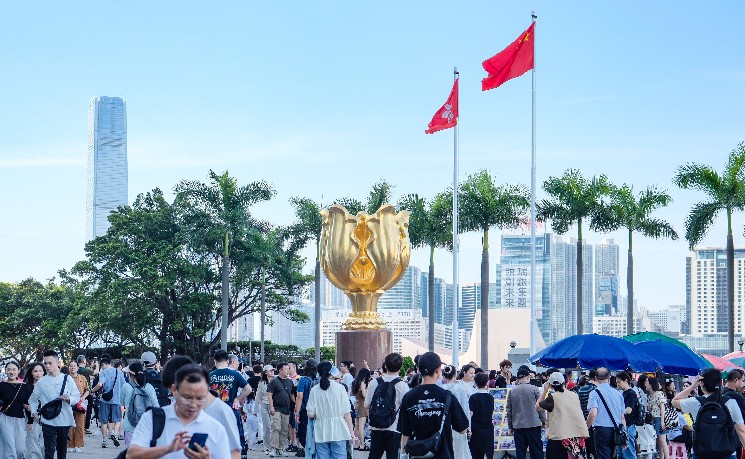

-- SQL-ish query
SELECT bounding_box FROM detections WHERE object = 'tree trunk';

[260,272,266,362]
[727,211,735,353]
[220,232,230,351]
[481,229,489,369]
[627,248,634,336]
[428,246,436,352]
[315,256,321,363]
[576,220,584,335]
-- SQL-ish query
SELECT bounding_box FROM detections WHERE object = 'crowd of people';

[2,350,745,459]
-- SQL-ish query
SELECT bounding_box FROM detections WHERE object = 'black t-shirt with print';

[398,384,469,459]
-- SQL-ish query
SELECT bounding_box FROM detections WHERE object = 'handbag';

[596,388,628,448]
[101,369,118,402]
[663,400,679,429]
[39,375,68,420]
[405,392,452,459]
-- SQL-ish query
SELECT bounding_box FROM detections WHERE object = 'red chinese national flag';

[425,78,458,134]
[482,23,535,91]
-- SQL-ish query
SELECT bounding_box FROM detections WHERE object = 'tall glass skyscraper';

[86,96,128,241]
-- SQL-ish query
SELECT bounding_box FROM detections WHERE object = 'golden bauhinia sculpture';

[319,204,411,330]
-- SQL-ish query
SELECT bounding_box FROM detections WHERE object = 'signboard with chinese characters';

[500,264,543,319]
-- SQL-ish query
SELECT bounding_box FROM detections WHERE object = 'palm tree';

[288,197,324,362]
[398,191,453,352]
[175,170,275,350]
[460,170,529,368]
[336,179,395,215]
[538,169,609,336]
[596,184,678,335]
[673,143,745,353]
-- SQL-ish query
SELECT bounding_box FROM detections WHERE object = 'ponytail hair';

[318,361,332,390]
[128,361,146,387]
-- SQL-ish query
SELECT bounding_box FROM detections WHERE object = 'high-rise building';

[86,96,128,240]
[379,266,423,310]
[309,272,350,309]
[419,272,448,325]
[648,305,686,334]
[595,239,620,316]
[550,236,593,342]
[684,256,692,334]
[496,232,552,343]
[687,248,745,336]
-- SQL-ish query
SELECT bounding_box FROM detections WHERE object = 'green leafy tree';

[174,170,276,351]
[398,191,452,352]
[71,189,216,361]
[460,170,529,368]
[595,184,678,335]
[674,142,745,352]
[538,169,610,335]
[0,278,83,363]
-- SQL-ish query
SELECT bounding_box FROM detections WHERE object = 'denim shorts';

[654,416,671,436]
[99,402,122,424]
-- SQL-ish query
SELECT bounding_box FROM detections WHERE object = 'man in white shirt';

[128,363,232,459]
[28,350,82,459]
[365,352,409,459]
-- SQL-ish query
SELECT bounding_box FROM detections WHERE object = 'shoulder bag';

[102,369,118,402]
[405,392,452,459]
[596,388,627,448]
[39,375,68,420]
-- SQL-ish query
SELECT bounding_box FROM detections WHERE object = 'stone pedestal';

[336,329,393,370]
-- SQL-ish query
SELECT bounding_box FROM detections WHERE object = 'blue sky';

[1,2,744,311]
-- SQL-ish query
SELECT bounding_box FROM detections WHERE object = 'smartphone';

[188,433,208,451]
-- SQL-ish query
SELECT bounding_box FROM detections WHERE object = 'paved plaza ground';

[70,431,370,459]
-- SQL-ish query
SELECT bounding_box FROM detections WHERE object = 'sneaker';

[110,434,120,447]
[76,448,83,453]
[118,434,124,441]
[101,442,108,448]
[85,429,92,435]
[68,449,74,453]
[269,451,277,458]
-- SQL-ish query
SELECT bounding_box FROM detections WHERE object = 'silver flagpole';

[529,11,538,358]
[452,66,460,368]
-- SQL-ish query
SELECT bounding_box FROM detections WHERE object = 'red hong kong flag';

[482,23,535,91]
[425,78,459,134]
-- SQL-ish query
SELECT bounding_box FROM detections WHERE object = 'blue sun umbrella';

[634,339,710,376]
[530,334,659,372]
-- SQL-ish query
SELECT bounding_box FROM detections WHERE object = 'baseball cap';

[140,351,157,366]
[549,372,565,386]
[417,352,442,375]
[262,364,275,372]
[516,368,531,379]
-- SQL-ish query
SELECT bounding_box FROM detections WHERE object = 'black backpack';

[368,377,401,429]
[143,369,171,407]
[693,394,739,459]
[115,407,166,459]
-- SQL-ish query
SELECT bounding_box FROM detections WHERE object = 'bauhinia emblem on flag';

[482,22,535,91]
[425,78,459,134]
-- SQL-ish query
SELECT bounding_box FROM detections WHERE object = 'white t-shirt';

[679,396,745,424]
[202,397,241,453]
[130,404,231,459]
[364,374,410,432]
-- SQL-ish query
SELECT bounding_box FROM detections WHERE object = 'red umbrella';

[701,353,744,371]
[723,351,745,367]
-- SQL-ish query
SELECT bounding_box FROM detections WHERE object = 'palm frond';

[684,201,722,249]
[673,163,722,198]
[637,218,679,241]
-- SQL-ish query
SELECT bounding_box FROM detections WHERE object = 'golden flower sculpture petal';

[319,204,411,330]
